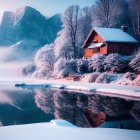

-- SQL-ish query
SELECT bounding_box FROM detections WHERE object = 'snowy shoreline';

[14,79,140,99]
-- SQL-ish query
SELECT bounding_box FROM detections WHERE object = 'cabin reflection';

[34,89,140,129]
[0,88,139,129]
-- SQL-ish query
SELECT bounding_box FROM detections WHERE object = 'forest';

[20,0,140,86]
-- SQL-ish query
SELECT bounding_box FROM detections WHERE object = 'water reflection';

[35,89,55,114]
[34,89,140,129]
[0,87,140,130]
[0,88,53,126]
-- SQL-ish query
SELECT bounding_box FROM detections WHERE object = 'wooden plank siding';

[100,45,108,54]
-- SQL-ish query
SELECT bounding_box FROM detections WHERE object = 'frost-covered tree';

[104,53,130,73]
[77,59,89,74]
[53,59,78,78]
[123,72,137,81]
[20,64,36,76]
[95,72,113,83]
[35,44,55,71]
[32,44,55,78]
[62,5,81,59]
[88,54,106,72]
[54,30,75,60]
[132,75,140,86]
[53,58,67,78]
[63,59,78,77]
[55,5,84,60]
[129,50,140,72]
[128,0,140,35]
[78,7,92,44]
[93,0,126,27]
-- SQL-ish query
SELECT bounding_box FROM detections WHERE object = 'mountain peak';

[3,11,14,16]
[0,6,62,46]
[16,6,41,16]
[14,6,42,26]
[16,6,37,12]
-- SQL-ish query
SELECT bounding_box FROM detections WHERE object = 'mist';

[0,47,35,84]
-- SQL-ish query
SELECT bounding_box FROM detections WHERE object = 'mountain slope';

[0,6,62,46]
[0,12,15,45]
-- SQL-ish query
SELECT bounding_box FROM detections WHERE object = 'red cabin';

[83,27,138,58]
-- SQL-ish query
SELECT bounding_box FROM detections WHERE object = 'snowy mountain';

[0,12,15,45]
[0,6,62,46]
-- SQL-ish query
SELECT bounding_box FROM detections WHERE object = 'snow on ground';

[14,79,140,99]
[0,120,140,140]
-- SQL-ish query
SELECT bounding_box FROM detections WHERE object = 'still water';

[0,86,140,130]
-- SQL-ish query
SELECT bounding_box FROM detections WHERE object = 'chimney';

[121,26,128,32]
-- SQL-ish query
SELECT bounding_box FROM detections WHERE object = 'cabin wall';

[84,31,107,58]
[84,48,92,58]
[84,48,97,58]
[91,33,104,43]
[84,46,108,58]
[83,30,137,58]
[85,31,104,47]
[107,43,136,55]
[100,45,108,54]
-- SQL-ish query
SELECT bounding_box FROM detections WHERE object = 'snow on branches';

[129,50,140,73]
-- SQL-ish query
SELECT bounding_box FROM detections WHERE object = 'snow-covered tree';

[128,0,140,35]
[62,5,81,59]
[20,64,36,76]
[95,72,112,83]
[33,44,55,79]
[63,59,78,77]
[117,72,137,85]
[129,50,140,72]
[123,72,137,81]
[104,53,130,73]
[132,74,140,86]
[54,30,75,60]
[88,54,106,72]
[35,44,55,71]
[53,58,67,78]
[77,59,89,74]
[53,59,78,78]
[55,5,84,60]
[78,7,92,44]
[92,0,126,27]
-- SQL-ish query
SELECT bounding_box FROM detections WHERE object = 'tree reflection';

[34,89,140,128]
[34,89,55,114]
[130,102,140,122]
[88,94,132,118]
[35,89,89,127]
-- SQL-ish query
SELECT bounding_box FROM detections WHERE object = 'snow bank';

[96,88,140,98]
[0,120,140,140]
[81,73,100,83]
[16,80,140,98]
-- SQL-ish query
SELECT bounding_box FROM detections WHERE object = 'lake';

[0,86,140,130]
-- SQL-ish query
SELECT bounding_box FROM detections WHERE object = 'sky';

[0,0,96,17]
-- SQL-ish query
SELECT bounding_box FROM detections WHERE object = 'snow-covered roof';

[88,43,105,48]
[94,27,138,43]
